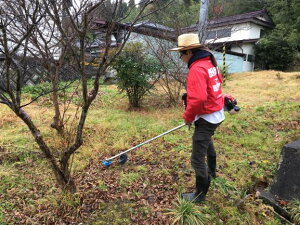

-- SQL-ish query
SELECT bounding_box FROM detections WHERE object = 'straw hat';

[170,33,204,51]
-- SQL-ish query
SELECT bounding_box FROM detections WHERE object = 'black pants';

[191,118,221,178]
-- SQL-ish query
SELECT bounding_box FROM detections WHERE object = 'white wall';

[205,22,265,72]
[231,43,255,71]
[248,23,262,39]
[206,22,263,43]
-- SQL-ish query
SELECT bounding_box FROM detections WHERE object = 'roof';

[92,9,274,42]
[132,21,174,32]
[182,9,275,33]
[93,20,176,41]
[209,38,260,46]
[208,39,260,56]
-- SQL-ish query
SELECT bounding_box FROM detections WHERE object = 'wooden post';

[223,44,226,72]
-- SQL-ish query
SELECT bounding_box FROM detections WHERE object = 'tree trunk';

[15,107,76,192]
[50,65,64,135]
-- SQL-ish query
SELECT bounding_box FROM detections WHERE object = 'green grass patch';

[167,196,210,225]
[119,172,142,187]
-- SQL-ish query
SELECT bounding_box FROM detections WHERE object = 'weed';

[212,177,237,196]
[59,192,81,208]
[133,191,142,198]
[0,209,7,225]
[97,180,108,191]
[0,174,32,194]
[167,196,209,225]
[22,82,52,99]
[264,221,281,225]
[137,206,151,216]
[90,201,134,224]
[134,165,148,173]
[290,200,300,224]
[153,168,171,177]
[119,172,141,187]
[276,72,283,80]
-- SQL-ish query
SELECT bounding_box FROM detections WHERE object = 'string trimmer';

[102,123,186,167]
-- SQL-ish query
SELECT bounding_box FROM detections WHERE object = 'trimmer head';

[102,160,113,167]
[102,154,128,167]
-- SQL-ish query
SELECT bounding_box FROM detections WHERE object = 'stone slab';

[270,139,300,201]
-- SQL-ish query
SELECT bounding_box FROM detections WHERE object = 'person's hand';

[184,120,192,130]
[182,93,187,109]
[223,94,235,101]
[184,120,192,125]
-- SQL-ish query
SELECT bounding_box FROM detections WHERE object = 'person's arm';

[183,67,207,123]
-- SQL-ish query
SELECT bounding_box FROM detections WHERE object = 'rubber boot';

[207,156,217,178]
[182,176,210,203]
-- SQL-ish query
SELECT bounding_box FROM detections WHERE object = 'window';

[207,31,216,39]
[217,28,231,38]
[207,28,231,40]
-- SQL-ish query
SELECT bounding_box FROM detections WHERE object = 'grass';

[119,172,142,187]
[167,196,209,225]
[0,70,299,224]
[290,200,300,224]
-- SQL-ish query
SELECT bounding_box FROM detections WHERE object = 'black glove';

[182,93,187,109]
[224,97,240,114]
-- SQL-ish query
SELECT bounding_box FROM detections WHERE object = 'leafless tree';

[144,36,186,106]
[0,0,170,192]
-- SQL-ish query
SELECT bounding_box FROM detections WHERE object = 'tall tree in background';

[267,0,300,50]
[129,0,135,8]
[209,0,267,18]
[255,0,299,70]
[148,0,200,31]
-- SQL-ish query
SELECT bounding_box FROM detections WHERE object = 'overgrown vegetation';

[0,71,299,224]
[167,196,209,225]
[255,28,296,70]
[290,200,300,224]
[112,42,162,109]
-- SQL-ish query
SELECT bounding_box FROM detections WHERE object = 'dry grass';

[224,71,300,106]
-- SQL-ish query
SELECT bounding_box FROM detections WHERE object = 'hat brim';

[170,43,204,51]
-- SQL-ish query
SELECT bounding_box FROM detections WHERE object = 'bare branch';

[19,80,75,108]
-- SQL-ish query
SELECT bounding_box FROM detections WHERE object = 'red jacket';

[183,56,224,123]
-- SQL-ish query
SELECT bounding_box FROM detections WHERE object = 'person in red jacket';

[171,33,224,202]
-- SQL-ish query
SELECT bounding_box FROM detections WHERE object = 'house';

[181,9,275,72]
[90,9,275,73]
[89,20,176,57]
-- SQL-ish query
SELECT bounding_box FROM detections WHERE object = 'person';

[170,33,225,203]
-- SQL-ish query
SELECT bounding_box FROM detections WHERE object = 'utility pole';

[62,0,73,32]
[198,0,209,44]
